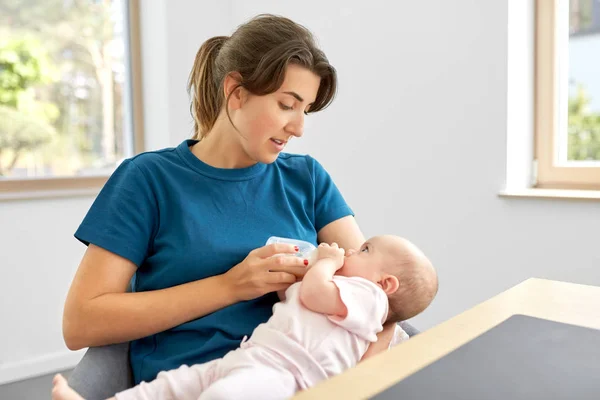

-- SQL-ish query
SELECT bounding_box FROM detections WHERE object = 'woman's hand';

[223,243,309,301]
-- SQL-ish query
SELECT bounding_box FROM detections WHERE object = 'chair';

[67,322,420,399]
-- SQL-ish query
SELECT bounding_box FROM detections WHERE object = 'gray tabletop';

[372,314,600,400]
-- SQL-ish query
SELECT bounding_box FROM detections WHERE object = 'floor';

[0,368,72,400]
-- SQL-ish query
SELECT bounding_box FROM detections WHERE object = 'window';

[535,0,600,190]
[0,0,143,196]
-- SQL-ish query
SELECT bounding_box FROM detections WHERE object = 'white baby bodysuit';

[116,276,393,400]
[249,275,390,388]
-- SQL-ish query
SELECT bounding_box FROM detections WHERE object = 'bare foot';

[51,374,85,400]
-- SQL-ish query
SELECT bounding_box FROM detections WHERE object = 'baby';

[52,235,438,400]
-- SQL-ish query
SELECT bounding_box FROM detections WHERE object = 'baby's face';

[336,236,401,283]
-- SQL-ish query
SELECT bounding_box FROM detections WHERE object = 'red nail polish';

[295,246,299,252]
[304,259,309,266]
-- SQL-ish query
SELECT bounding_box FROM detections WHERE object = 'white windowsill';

[499,188,600,200]
[0,188,101,202]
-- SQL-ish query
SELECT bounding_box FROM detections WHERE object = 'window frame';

[0,0,144,199]
[534,0,600,190]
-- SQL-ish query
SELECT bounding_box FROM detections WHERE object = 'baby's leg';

[114,359,219,400]
[52,374,92,400]
[51,360,219,400]
[51,360,220,400]
[198,365,297,400]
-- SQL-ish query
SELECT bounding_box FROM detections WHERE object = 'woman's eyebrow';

[283,91,304,102]
[283,91,315,107]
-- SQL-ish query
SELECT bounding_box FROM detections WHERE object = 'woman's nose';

[286,114,304,138]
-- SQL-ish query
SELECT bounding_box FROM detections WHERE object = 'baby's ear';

[380,274,400,295]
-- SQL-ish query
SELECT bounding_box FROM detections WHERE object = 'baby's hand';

[316,242,345,269]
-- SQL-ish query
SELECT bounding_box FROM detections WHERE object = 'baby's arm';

[299,243,347,317]
[277,289,287,301]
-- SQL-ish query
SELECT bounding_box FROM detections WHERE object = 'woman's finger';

[265,256,308,277]
[270,282,297,294]
[265,254,308,269]
[269,261,308,277]
[266,271,297,284]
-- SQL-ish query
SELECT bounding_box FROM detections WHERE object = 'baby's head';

[337,235,438,323]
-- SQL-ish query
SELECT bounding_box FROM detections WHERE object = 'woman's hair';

[187,14,337,139]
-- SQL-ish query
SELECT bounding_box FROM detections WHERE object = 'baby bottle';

[265,236,319,266]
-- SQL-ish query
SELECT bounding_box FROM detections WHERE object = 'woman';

[63,14,375,390]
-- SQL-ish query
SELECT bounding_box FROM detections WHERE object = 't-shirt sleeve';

[327,276,389,342]
[305,155,354,232]
[74,159,158,267]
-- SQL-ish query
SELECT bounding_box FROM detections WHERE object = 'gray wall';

[2,0,599,389]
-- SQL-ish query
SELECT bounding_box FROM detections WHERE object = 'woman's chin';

[256,151,280,164]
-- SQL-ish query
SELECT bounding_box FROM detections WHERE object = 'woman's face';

[231,64,321,164]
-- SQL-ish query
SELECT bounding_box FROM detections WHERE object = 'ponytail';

[187,36,228,139]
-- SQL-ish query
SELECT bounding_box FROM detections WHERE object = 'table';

[294,278,600,399]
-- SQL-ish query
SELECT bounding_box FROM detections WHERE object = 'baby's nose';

[346,249,356,256]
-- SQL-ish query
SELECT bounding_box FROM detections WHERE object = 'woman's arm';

[317,216,365,252]
[63,242,305,350]
[62,245,238,350]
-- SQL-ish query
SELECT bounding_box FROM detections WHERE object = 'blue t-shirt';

[74,139,353,384]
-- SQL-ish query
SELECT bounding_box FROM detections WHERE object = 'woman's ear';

[223,72,245,110]
[379,274,400,296]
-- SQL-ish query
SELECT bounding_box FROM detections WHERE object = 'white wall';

[229,0,600,331]
[2,0,599,385]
